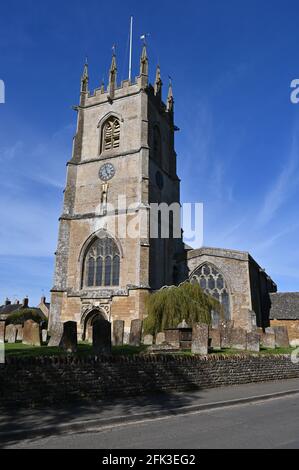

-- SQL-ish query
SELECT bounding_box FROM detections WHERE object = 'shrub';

[6,308,48,327]
[143,282,222,336]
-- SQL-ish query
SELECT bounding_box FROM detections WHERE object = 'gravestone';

[147,343,180,353]
[274,326,290,348]
[15,325,23,342]
[23,320,41,346]
[240,308,257,332]
[0,322,6,344]
[93,318,112,355]
[113,320,125,346]
[209,328,221,350]
[5,325,17,344]
[265,327,275,334]
[156,332,166,345]
[220,320,234,348]
[48,322,64,347]
[191,323,209,355]
[59,321,78,353]
[41,329,48,344]
[246,332,260,352]
[123,331,130,345]
[129,319,143,347]
[260,332,275,349]
[143,334,153,345]
[164,329,180,348]
[250,311,257,330]
[211,311,220,329]
[230,328,247,350]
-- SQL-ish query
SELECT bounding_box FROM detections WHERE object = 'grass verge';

[3,342,296,358]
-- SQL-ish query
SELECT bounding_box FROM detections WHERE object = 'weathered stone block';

[220,320,234,348]
[147,343,180,353]
[156,332,166,345]
[48,322,63,347]
[129,319,143,347]
[15,325,23,342]
[246,332,260,352]
[59,321,78,353]
[5,325,17,344]
[41,329,48,344]
[0,321,6,344]
[23,320,41,346]
[265,327,275,334]
[260,332,275,349]
[123,331,130,345]
[113,320,125,346]
[93,318,112,355]
[239,308,257,332]
[274,326,290,348]
[209,328,221,350]
[143,334,153,345]
[231,327,247,350]
[164,329,180,347]
[191,323,209,355]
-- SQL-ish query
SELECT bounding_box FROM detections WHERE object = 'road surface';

[5,392,299,449]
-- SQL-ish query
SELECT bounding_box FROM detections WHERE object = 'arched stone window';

[102,116,120,152]
[190,263,231,319]
[84,236,120,287]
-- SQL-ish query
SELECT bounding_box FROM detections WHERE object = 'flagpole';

[129,16,133,82]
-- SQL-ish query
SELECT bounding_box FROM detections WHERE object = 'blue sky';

[0,0,299,305]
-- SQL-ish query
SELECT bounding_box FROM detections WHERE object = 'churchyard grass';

[212,347,296,355]
[3,343,295,358]
[4,342,147,358]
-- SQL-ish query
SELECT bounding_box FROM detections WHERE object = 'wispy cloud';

[256,131,299,227]
[0,141,24,161]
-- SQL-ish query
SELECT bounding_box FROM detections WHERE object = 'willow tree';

[144,282,222,336]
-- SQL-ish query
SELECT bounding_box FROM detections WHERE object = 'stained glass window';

[190,263,231,319]
[84,236,120,287]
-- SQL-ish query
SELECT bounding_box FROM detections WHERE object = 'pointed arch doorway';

[82,309,108,342]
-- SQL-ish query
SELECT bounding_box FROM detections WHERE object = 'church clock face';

[99,163,115,181]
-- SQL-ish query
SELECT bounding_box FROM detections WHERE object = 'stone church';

[49,45,277,339]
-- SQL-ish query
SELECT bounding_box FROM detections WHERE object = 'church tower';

[49,46,184,338]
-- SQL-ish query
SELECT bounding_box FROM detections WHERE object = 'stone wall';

[270,319,299,345]
[187,248,252,326]
[1,354,298,407]
[186,248,276,329]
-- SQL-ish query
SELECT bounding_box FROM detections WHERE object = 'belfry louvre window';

[102,117,120,151]
[84,236,120,287]
[190,263,231,320]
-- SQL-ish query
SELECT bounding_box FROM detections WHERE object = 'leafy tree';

[144,282,222,336]
[6,308,48,327]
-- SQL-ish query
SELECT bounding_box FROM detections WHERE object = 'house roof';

[269,292,299,320]
[0,303,21,316]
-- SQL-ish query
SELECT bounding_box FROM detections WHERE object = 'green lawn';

[4,342,147,358]
[211,347,296,355]
[3,342,296,358]
[168,347,296,357]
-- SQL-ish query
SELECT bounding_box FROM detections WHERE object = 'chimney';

[5,298,11,306]
[23,297,29,308]
[40,296,46,305]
